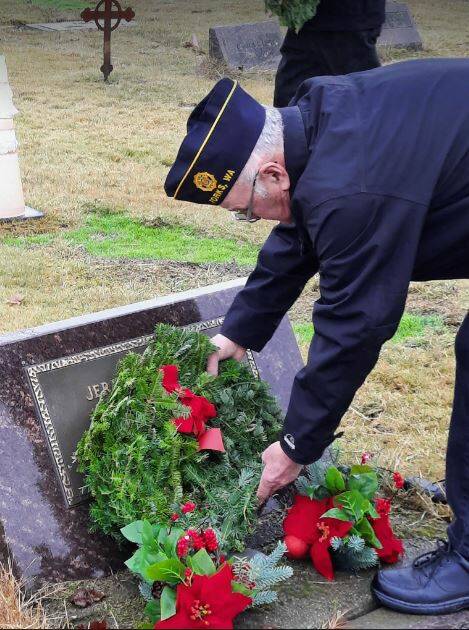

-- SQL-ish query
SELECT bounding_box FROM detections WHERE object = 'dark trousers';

[274,28,382,108]
[447,313,469,555]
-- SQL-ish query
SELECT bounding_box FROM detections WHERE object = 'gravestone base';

[0,207,44,222]
[378,1,423,50]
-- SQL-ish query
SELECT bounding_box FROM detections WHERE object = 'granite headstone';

[378,1,423,50]
[0,278,303,583]
[209,20,282,71]
[209,2,421,73]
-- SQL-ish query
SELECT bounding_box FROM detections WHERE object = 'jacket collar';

[279,105,308,194]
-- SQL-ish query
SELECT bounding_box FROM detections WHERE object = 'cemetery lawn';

[0,0,468,485]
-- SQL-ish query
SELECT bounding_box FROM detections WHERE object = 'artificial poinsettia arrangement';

[284,455,405,580]
[122,504,292,629]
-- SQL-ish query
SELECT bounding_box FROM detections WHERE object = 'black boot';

[372,540,469,615]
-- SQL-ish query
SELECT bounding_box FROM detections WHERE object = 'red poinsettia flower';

[370,500,404,564]
[155,564,251,630]
[309,517,354,581]
[283,495,331,545]
[283,495,353,581]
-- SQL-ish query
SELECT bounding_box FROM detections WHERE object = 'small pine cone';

[151,581,165,599]
[203,528,218,552]
[177,536,190,558]
[187,529,205,551]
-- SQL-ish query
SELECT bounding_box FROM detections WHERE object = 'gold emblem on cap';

[194,172,217,192]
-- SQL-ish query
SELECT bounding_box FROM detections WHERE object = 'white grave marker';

[0,56,42,221]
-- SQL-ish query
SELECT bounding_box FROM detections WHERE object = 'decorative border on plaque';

[25,317,259,506]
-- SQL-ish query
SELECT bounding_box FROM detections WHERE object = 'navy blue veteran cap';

[164,78,266,205]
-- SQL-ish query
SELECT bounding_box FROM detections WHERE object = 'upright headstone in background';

[0,279,303,583]
[209,20,282,71]
[209,2,421,73]
[0,56,43,221]
[378,1,423,50]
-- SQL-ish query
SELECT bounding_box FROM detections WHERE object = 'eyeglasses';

[234,173,261,223]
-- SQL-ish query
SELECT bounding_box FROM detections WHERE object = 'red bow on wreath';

[160,365,225,453]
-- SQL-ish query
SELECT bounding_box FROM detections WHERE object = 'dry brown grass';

[0,0,468,330]
[0,562,46,629]
[0,0,467,486]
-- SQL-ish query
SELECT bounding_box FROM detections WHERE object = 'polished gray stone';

[0,279,303,583]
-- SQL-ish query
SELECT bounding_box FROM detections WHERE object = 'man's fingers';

[256,471,278,504]
[257,482,275,505]
[206,352,219,376]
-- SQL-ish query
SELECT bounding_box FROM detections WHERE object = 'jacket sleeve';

[281,193,428,464]
[221,222,318,352]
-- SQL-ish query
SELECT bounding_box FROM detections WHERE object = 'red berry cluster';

[176,528,219,558]
[170,501,197,524]
[393,472,405,489]
[361,452,373,465]
[177,535,190,558]
[182,502,196,514]
[203,528,218,552]
[187,529,205,551]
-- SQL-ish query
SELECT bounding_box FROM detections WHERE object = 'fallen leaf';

[70,587,105,608]
[6,294,24,306]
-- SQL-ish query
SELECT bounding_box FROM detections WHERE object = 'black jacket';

[221,59,469,465]
[305,0,386,31]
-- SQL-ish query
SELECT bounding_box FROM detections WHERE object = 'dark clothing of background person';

[273,0,386,107]
[220,59,469,556]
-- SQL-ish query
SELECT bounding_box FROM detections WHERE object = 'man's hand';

[206,334,246,375]
[257,441,303,504]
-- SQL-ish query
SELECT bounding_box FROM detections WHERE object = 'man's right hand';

[206,334,246,375]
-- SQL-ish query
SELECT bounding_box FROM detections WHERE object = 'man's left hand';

[257,441,303,504]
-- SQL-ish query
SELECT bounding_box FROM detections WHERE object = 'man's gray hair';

[239,107,284,185]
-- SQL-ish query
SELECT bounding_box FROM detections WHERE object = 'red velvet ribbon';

[160,365,225,453]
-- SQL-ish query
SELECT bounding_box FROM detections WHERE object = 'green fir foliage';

[234,542,293,607]
[77,324,283,550]
[265,0,321,31]
[332,545,379,571]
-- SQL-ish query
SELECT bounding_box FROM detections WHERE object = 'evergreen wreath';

[77,324,283,551]
[265,0,321,32]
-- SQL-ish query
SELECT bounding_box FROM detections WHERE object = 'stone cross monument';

[81,0,135,81]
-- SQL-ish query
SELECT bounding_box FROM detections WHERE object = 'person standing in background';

[274,0,386,107]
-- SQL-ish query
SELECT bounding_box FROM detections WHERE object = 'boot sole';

[372,581,469,616]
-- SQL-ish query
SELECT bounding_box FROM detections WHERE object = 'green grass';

[2,234,54,247]
[294,313,445,346]
[29,0,89,10]
[2,213,258,265]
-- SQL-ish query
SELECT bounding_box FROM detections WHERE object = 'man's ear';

[258,162,290,191]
